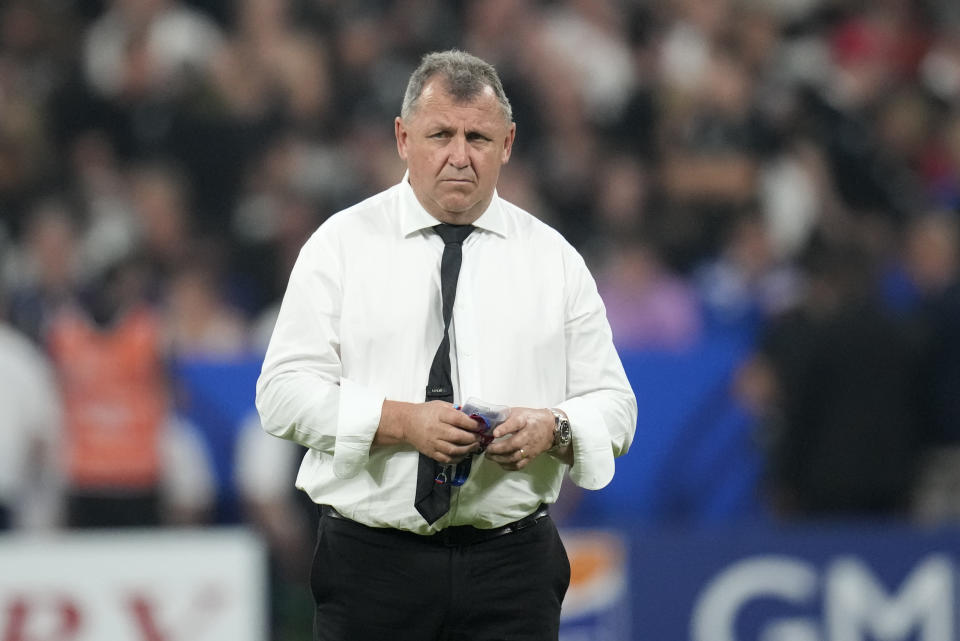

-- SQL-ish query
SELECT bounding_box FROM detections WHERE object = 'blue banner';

[621,522,960,641]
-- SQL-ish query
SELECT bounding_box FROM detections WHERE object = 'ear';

[395,117,408,161]
[501,122,516,164]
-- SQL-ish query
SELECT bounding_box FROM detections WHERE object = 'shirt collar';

[398,171,508,239]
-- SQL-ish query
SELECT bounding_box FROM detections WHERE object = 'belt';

[320,504,550,547]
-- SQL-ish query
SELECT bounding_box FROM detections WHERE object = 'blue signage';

[627,522,960,641]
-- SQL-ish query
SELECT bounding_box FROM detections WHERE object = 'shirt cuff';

[332,377,385,479]
[557,397,615,490]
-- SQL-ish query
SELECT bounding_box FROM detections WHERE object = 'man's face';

[395,79,516,224]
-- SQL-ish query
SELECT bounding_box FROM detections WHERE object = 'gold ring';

[519,448,526,459]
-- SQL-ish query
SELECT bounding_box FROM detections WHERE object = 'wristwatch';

[549,408,572,450]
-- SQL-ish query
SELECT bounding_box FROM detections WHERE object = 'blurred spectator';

[757,138,823,262]
[525,48,602,240]
[657,0,726,96]
[83,0,224,103]
[746,239,927,517]
[231,134,337,313]
[658,44,775,264]
[160,413,217,525]
[921,108,960,211]
[590,154,650,245]
[210,0,331,128]
[164,246,248,357]
[695,211,802,333]
[45,255,184,527]
[903,211,960,523]
[0,302,62,530]
[598,235,702,352]
[798,11,927,225]
[462,0,536,69]
[69,129,139,279]
[0,1,66,238]
[5,199,83,344]
[534,0,636,125]
[920,23,960,103]
[127,160,195,295]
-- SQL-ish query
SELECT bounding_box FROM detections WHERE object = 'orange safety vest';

[47,305,168,490]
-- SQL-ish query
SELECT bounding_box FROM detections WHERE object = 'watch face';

[552,410,572,447]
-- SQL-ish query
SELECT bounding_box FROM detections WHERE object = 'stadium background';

[2,0,960,639]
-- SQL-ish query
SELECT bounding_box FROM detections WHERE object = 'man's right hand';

[375,400,483,464]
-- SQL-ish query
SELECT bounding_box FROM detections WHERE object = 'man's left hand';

[484,407,555,471]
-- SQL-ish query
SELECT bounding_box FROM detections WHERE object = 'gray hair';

[400,50,513,122]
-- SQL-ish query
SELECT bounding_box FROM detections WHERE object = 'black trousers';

[311,508,570,641]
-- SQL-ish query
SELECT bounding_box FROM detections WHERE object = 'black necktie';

[415,223,474,525]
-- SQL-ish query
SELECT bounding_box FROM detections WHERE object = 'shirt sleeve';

[557,244,637,490]
[255,223,384,479]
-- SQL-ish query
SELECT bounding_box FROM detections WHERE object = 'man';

[47,256,171,527]
[0,312,62,530]
[256,49,636,641]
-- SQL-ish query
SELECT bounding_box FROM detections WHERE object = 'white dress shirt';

[256,175,637,534]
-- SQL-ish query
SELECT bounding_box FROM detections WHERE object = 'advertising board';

[0,528,267,641]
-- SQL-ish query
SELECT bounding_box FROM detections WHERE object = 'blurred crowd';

[2,0,960,632]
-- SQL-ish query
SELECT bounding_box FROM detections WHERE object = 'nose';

[447,134,469,169]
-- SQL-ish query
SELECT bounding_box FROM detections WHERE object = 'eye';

[467,132,492,143]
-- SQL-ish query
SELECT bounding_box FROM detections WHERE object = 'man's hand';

[376,400,483,464]
[484,407,557,471]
